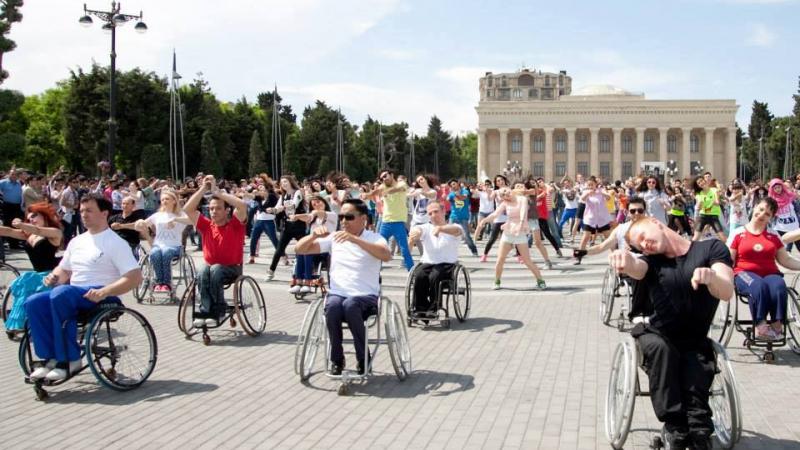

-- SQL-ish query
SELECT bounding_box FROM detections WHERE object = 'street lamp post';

[79,2,147,173]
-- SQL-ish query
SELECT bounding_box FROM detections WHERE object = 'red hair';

[27,202,62,229]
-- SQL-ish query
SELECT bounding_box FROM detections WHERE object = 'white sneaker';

[266,270,275,281]
[205,318,219,327]
[193,318,206,328]
[45,360,82,381]
[288,285,302,294]
[299,286,312,294]
[30,359,57,380]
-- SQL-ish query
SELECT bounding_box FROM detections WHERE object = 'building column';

[522,128,532,176]
[681,128,692,177]
[704,127,715,178]
[499,128,509,174]
[590,127,600,176]
[635,127,646,176]
[658,127,669,166]
[566,127,576,176]
[477,128,488,180]
[612,128,622,181]
[727,127,737,181]
[544,127,554,181]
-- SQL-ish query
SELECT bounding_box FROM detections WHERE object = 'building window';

[501,77,507,87]
[545,75,551,86]
[528,88,538,99]
[512,88,522,99]
[541,88,553,100]
[691,135,700,153]
[487,77,493,87]
[600,162,610,178]
[577,162,589,176]
[667,135,677,153]
[623,161,633,178]
[577,134,589,153]
[644,135,655,153]
[599,135,611,153]
[555,162,566,177]
[622,135,633,153]
[486,90,493,98]
[533,136,544,153]
[498,88,510,100]
[555,136,566,153]
[533,162,544,178]
[511,135,522,153]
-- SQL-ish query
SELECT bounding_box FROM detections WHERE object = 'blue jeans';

[734,271,786,323]
[150,245,181,285]
[294,253,328,281]
[24,285,120,362]
[379,221,414,270]
[197,264,241,317]
[449,217,478,255]
[324,294,378,365]
[250,219,278,256]
[559,208,577,238]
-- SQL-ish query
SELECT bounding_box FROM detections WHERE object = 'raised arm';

[183,176,211,225]
[215,190,247,222]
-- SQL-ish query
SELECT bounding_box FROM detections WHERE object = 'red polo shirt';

[196,214,246,266]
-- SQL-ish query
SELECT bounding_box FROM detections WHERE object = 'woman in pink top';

[475,185,546,291]
[574,176,612,265]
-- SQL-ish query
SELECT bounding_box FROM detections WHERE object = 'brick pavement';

[1,242,799,449]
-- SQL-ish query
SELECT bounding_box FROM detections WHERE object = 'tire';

[178,253,196,294]
[452,264,471,322]
[787,288,800,355]
[86,306,158,391]
[2,287,13,323]
[177,279,198,336]
[299,300,325,381]
[711,299,733,347]
[404,263,423,321]
[235,276,267,336]
[295,298,323,375]
[605,335,637,449]
[386,299,412,381]
[17,330,34,377]
[0,263,20,321]
[133,257,152,303]
[709,340,742,448]
[600,267,615,326]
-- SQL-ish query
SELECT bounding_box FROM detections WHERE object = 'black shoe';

[357,355,371,375]
[662,426,690,450]
[330,361,344,376]
[687,432,712,450]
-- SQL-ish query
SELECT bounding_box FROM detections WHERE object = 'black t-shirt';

[109,209,147,248]
[640,239,732,348]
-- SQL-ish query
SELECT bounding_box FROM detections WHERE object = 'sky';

[4,0,799,136]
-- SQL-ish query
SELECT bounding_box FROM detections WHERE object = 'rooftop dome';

[571,84,637,96]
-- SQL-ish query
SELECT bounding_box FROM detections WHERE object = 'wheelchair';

[712,284,800,362]
[600,266,634,330]
[178,274,267,345]
[605,328,742,450]
[1,262,21,339]
[294,294,412,395]
[133,245,196,304]
[404,262,471,328]
[18,301,158,401]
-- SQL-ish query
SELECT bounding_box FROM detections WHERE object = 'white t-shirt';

[59,228,139,287]
[561,188,579,209]
[311,211,338,234]
[317,229,388,297]
[147,211,188,249]
[478,191,495,214]
[774,202,799,233]
[615,221,632,252]
[416,223,460,265]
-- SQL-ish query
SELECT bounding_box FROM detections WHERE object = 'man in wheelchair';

[609,216,734,450]
[407,201,463,317]
[295,199,391,376]
[25,194,142,381]
[183,175,247,328]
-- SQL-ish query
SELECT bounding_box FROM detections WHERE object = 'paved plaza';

[2,241,799,450]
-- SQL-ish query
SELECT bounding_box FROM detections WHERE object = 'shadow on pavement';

[356,369,475,398]
[182,330,298,347]
[738,430,800,449]
[451,316,523,334]
[41,379,219,405]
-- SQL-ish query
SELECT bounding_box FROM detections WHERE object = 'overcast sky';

[4,0,798,135]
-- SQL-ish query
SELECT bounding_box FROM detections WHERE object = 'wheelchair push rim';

[1,262,21,322]
[299,298,325,382]
[177,279,200,336]
[787,288,800,355]
[386,299,412,381]
[452,264,471,322]
[133,256,153,303]
[600,267,615,326]
[709,341,742,448]
[604,336,636,449]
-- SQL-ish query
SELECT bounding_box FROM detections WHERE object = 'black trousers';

[537,218,560,251]
[269,222,307,272]
[412,263,455,312]
[1,203,23,248]
[635,328,716,442]
[482,222,503,256]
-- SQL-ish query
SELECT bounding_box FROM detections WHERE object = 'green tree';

[0,0,23,84]
[248,128,267,174]
[141,144,170,178]
[0,87,24,166]
[285,100,339,177]
[200,129,222,176]
[18,86,68,172]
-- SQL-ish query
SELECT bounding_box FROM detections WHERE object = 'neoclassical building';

[475,68,738,182]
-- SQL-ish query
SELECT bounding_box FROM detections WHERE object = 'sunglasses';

[628,208,645,214]
[338,213,357,221]
[27,212,40,220]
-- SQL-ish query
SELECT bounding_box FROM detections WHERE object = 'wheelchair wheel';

[0,262,20,321]
[404,263,424,325]
[787,288,800,355]
[709,340,742,449]
[385,299,412,381]
[178,253,196,291]
[177,279,199,336]
[133,257,152,303]
[17,330,34,376]
[452,264,471,322]
[600,267,616,326]
[86,306,158,391]
[605,335,637,449]
[298,299,325,381]
[711,300,733,347]
[295,297,324,375]
[234,275,267,336]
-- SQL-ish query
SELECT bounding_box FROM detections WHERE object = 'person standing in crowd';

[446,179,479,257]
[726,181,748,235]
[288,195,337,294]
[0,168,24,249]
[536,177,563,257]
[22,174,44,208]
[691,176,727,242]
[267,175,308,280]
[666,185,690,237]
[637,176,670,225]
[480,175,509,263]
[59,177,80,246]
[364,169,414,271]
[768,178,799,252]
[247,181,279,264]
[558,178,579,242]
[574,176,612,265]
[476,179,495,241]
[408,174,437,255]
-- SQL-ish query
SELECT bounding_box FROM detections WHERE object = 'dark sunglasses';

[628,208,645,214]
[27,212,40,220]
[338,213,357,221]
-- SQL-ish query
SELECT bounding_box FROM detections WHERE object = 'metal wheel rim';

[300,302,324,381]
[87,308,158,390]
[237,277,267,335]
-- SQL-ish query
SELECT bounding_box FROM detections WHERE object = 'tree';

[0,87,24,166]
[248,129,267,174]
[421,115,452,178]
[793,75,800,121]
[18,86,68,172]
[0,0,23,84]
[285,101,339,177]
[200,129,222,177]
[141,144,170,178]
